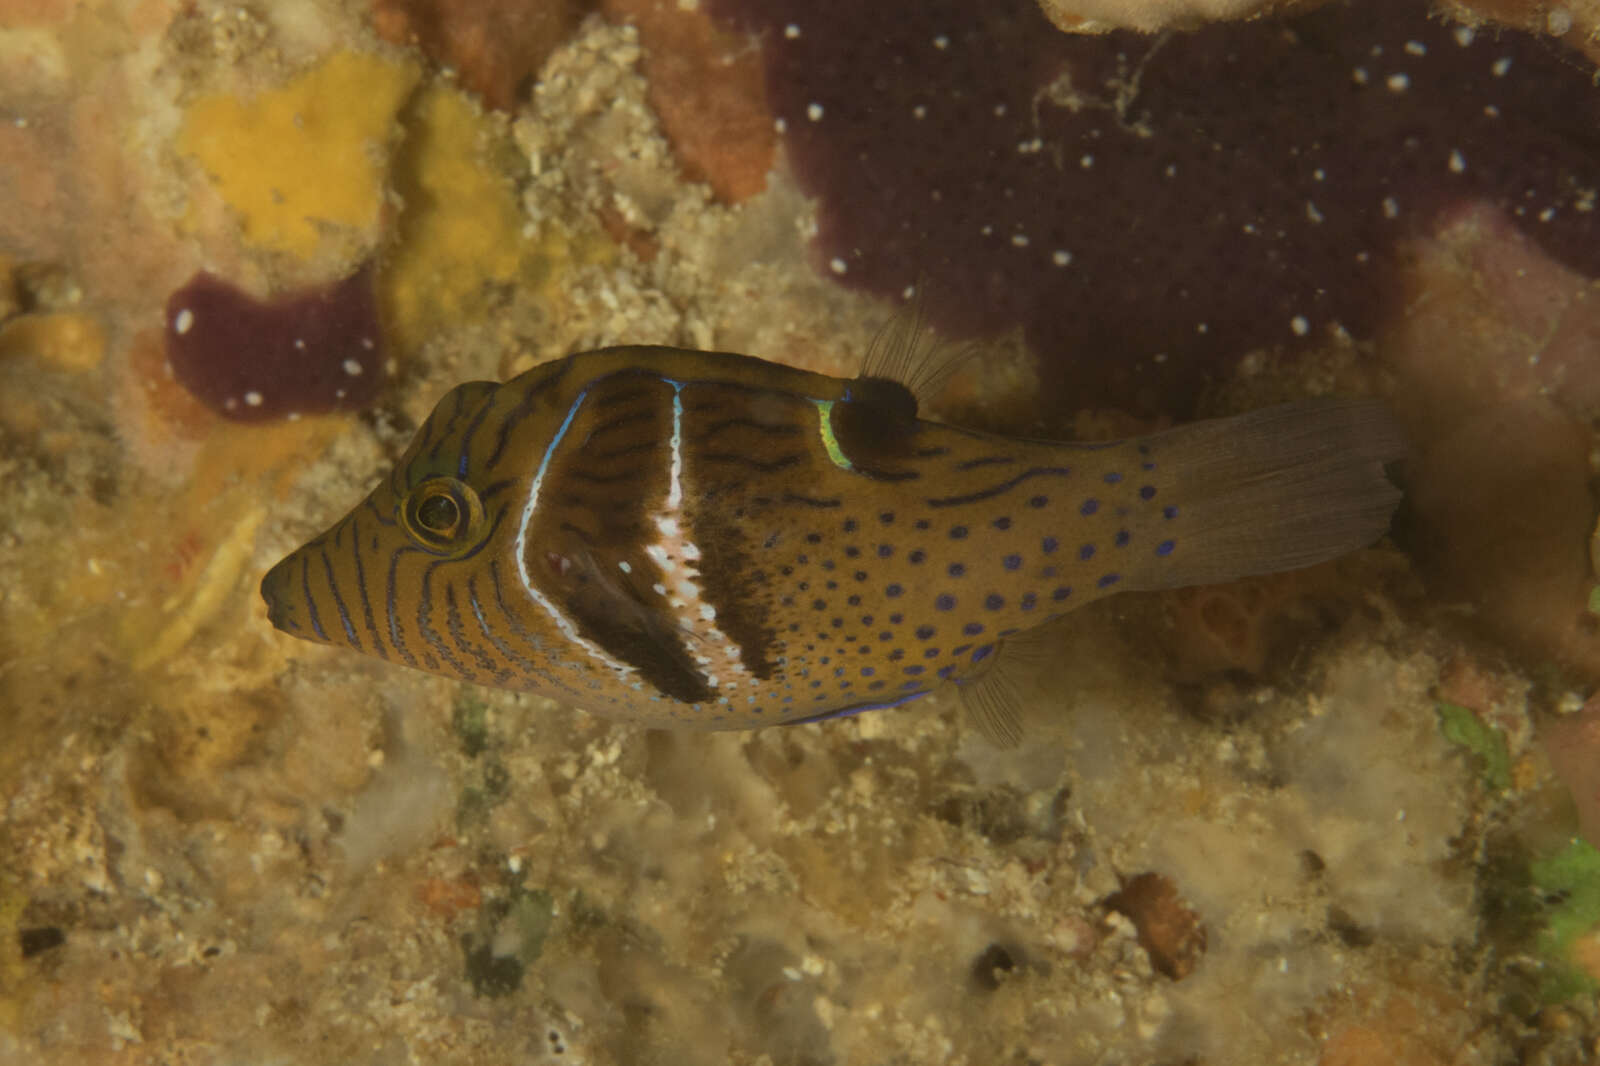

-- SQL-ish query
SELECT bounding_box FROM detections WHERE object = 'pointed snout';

[260,551,310,638]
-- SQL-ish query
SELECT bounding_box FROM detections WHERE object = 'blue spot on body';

[878,544,893,557]
[1042,536,1059,554]
[1098,573,1122,588]
[1080,499,1099,516]
[1029,495,1048,508]
[924,647,941,658]
[1115,530,1130,547]
[1003,553,1022,570]
[963,622,985,635]
[904,665,925,675]
[984,593,1004,610]
[886,583,904,598]
[1079,543,1096,560]
[861,666,875,677]
[1104,472,1122,484]
[915,625,935,640]
[993,516,1011,530]
[1140,485,1156,500]
[909,550,925,564]
[935,594,956,611]
[949,562,966,577]
[950,525,969,539]
[938,665,956,679]
[972,644,994,662]
[1157,539,1175,556]
[1163,505,1179,519]
[1020,592,1037,610]
[1052,586,1072,601]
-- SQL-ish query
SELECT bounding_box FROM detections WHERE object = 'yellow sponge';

[178,52,420,259]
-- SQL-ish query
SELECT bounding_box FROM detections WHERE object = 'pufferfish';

[261,332,1402,743]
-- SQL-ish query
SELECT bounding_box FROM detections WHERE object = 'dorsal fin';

[859,284,979,407]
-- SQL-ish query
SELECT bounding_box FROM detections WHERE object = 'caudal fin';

[1123,398,1405,591]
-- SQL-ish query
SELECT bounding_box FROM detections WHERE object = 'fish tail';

[1122,398,1405,590]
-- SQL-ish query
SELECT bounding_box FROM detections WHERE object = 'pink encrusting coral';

[163,264,386,421]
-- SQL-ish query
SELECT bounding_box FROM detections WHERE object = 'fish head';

[261,376,536,673]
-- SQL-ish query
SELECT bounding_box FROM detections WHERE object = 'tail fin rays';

[1122,398,1405,592]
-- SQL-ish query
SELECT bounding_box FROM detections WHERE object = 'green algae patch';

[1436,701,1511,792]
[1530,839,1600,1003]
[451,693,491,758]
[462,885,556,998]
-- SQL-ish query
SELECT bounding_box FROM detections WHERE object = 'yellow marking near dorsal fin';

[812,400,854,471]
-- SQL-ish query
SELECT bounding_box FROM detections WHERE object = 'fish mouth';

[259,554,303,635]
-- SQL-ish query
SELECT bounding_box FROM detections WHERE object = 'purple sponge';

[708,0,1600,413]
[164,263,385,422]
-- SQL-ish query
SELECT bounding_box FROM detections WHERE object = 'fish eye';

[402,477,482,551]
[416,492,459,534]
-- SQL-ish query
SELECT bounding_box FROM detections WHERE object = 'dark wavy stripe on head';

[422,383,491,470]
[345,515,389,660]
[489,560,553,660]
[484,360,571,473]
[417,563,476,680]
[300,554,328,641]
[385,549,421,667]
[363,495,398,527]
[444,583,512,683]
[456,387,506,479]
[469,572,585,698]
[318,547,361,651]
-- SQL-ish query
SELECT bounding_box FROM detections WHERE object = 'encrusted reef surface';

[2,2,1600,1064]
